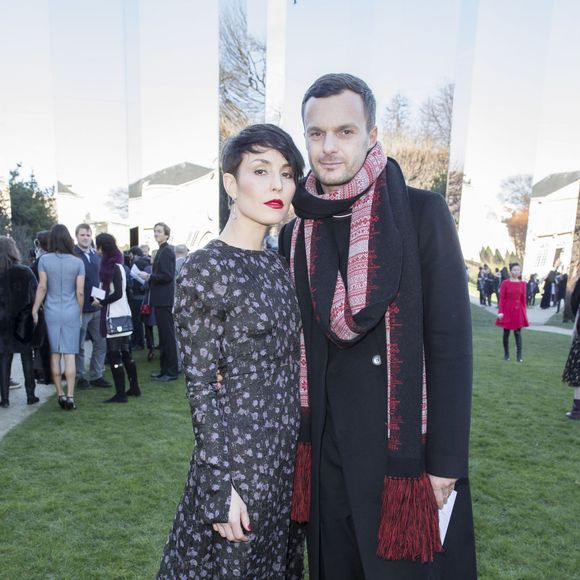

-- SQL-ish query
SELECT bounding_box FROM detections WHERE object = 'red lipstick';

[264,199,284,209]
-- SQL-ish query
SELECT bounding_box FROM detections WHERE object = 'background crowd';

[0,221,187,409]
[476,263,567,311]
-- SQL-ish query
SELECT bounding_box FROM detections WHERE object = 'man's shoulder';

[278,219,297,258]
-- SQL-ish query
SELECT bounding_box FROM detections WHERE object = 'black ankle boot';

[566,399,580,420]
[124,354,141,397]
[105,362,128,403]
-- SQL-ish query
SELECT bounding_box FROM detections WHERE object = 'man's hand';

[212,485,251,542]
[138,271,150,281]
[428,474,457,509]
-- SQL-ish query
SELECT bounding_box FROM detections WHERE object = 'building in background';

[524,172,580,278]
[129,162,218,250]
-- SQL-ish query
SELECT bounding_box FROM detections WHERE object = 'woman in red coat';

[496,263,529,362]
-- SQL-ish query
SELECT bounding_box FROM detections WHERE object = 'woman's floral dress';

[158,240,303,579]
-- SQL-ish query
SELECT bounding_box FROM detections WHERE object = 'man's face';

[153,226,169,245]
[76,228,92,250]
[303,90,377,193]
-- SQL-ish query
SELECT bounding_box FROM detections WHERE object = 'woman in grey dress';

[32,224,84,410]
[158,124,305,579]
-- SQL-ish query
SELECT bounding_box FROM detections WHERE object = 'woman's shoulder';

[184,241,225,270]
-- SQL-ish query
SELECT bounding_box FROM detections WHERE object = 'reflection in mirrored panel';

[0,0,219,254]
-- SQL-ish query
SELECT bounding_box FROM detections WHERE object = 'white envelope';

[91,286,106,300]
[438,489,457,544]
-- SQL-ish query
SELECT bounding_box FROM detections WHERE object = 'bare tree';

[497,174,532,259]
[381,93,411,138]
[380,83,455,198]
[219,2,266,143]
[498,174,533,212]
[418,82,454,147]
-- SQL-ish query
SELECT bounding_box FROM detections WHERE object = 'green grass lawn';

[1,307,579,579]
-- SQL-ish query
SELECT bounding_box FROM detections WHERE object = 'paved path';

[469,296,573,337]
[0,342,95,442]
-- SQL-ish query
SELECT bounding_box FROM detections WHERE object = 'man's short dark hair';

[154,222,171,237]
[35,230,50,252]
[75,223,92,236]
[301,73,376,131]
[130,245,143,257]
[221,123,304,184]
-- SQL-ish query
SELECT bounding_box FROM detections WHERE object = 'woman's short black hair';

[221,123,304,184]
[301,73,376,131]
[48,224,75,255]
[95,233,119,256]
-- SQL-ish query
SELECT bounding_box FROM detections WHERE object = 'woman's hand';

[212,485,251,542]
[32,310,38,325]
[497,313,504,319]
[91,299,102,309]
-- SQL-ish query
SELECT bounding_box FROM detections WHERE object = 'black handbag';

[106,315,133,336]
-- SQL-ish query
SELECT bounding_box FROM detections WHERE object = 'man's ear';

[368,126,378,150]
[222,173,238,200]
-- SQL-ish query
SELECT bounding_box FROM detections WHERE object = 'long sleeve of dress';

[498,281,506,315]
[173,252,232,523]
[99,265,123,306]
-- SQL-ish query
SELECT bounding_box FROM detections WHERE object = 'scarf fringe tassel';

[290,442,311,523]
[376,473,442,563]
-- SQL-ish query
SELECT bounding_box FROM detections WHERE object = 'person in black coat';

[561,273,580,420]
[30,230,52,384]
[139,223,178,381]
[0,236,39,406]
[280,74,475,580]
[128,246,150,351]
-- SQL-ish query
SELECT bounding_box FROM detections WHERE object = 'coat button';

[372,354,382,366]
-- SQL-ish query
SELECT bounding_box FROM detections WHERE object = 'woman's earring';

[229,197,237,220]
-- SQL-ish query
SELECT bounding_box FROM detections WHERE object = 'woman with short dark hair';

[91,233,141,402]
[158,124,305,578]
[32,224,85,410]
[0,236,39,407]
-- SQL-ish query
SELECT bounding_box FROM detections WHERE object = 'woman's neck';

[219,217,268,251]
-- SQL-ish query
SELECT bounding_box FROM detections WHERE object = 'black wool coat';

[280,180,477,579]
[0,264,38,353]
[149,242,176,308]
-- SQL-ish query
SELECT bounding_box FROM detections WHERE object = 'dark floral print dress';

[157,240,303,579]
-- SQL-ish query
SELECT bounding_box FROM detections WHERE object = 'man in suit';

[139,222,178,381]
[279,74,476,579]
[74,224,111,389]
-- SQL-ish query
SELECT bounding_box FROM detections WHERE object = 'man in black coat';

[279,74,476,579]
[140,222,178,381]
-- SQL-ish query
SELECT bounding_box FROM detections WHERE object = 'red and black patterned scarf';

[289,143,441,562]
